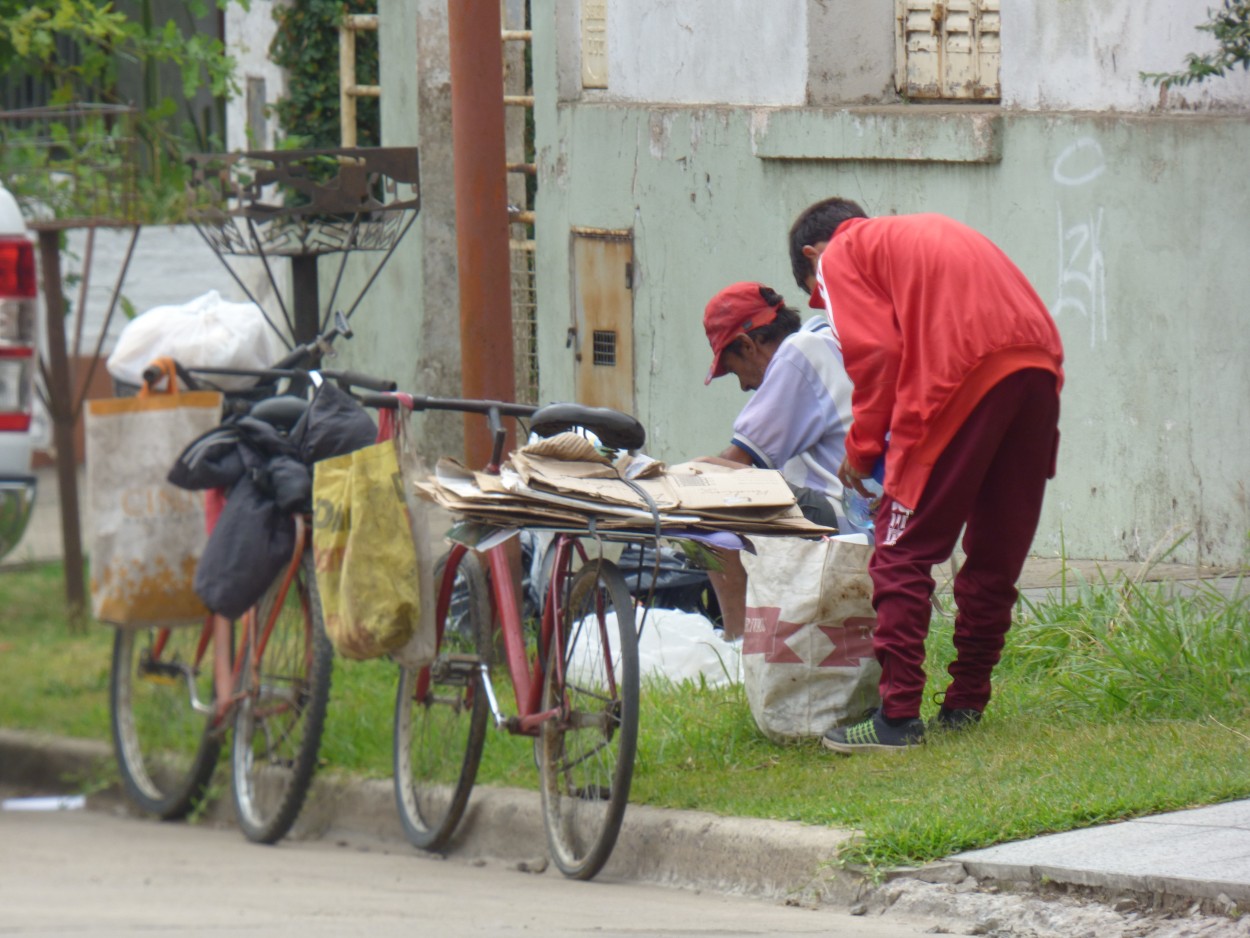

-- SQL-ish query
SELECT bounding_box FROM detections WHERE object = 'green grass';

[2,560,1248,870]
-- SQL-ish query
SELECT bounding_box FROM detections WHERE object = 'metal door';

[570,228,634,414]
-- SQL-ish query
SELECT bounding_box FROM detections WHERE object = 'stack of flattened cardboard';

[414,432,834,536]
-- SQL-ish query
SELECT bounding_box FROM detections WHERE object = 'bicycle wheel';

[394,548,492,851]
[110,623,222,819]
[539,557,640,880]
[231,544,333,844]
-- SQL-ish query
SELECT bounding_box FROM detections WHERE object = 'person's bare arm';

[693,444,754,469]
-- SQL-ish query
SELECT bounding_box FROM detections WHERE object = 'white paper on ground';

[2,795,87,812]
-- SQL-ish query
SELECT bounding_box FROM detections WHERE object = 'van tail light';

[0,234,37,434]
[0,347,34,431]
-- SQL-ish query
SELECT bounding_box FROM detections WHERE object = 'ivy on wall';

[270,0,379,149]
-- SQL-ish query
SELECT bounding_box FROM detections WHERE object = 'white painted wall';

[31,225,282,450]
[225,0,287,150]
[60,227,283,358]
[605,0,809,105]
[585,0,1250,111]
[1005,0,1250,111]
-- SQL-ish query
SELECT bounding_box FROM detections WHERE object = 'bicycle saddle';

[248,395,309,433]
[529,403,646,452]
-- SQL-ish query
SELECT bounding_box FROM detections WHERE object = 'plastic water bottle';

[842,457,886,531]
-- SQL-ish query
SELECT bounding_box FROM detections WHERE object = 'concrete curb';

[0,728,866,904]
[8,726,1247,921]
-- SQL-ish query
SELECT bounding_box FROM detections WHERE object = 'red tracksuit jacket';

[813,214,1065,510]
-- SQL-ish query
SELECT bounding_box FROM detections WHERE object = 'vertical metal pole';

[37,230,86,618]
[448,0,516,467]
[291,254,320,344]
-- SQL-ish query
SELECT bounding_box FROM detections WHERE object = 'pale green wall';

[353,1,1250,567]
[531,101,1250,566]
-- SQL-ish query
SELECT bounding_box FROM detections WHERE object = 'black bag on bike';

[292,381,377,464]
[193,474,297,619]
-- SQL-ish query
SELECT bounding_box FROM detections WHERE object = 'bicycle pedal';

[431,653,484,684]
[138,659,186,686]
[573,785,612,801]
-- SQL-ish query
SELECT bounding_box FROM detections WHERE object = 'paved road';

[0,805,934,938]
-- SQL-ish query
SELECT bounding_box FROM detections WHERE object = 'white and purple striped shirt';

[729,322,857,529]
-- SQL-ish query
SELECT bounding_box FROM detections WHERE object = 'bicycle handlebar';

[319,369,398,393]
[270,310,354,370]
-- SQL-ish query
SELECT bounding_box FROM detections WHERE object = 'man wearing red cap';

[787,197,1065,753]
[700,281,858,638]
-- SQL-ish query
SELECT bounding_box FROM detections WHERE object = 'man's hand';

[838,456,873,497]
[699,444,753,468]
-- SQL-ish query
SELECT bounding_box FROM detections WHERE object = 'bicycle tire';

[394,548,492,852]
[230,544,333,844]
[110,624,222,819]
[538,558,640,880]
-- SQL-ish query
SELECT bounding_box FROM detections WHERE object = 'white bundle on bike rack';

[107,290,288,391]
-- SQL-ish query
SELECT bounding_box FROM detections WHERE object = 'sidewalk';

[2,726,1248,921]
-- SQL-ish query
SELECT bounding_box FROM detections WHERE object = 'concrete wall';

[206,0,1249,566]
[359,0,465,462]
[525,0,1250,567]
[565,0,1250,111]
[225,0,287,150]
[1006,0,1250,111]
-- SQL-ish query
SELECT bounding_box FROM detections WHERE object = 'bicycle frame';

[386,388,650,878]
[425,533,621,738]
[150,515,313,731]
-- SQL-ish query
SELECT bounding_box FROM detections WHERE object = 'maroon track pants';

[870,369,1061,719]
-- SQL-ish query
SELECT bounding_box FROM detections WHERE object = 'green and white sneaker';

[822,710,925,754]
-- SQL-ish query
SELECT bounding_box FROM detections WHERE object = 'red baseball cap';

[703,282,782,385]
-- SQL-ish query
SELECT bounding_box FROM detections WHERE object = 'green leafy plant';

[270,0,379,150]
[1143,0,1250,88]
[0,0,245,223]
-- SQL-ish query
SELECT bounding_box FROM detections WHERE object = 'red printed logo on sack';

[742,606,803,663]
[816,617,876,667]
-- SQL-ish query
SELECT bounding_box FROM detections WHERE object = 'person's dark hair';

[787,197,869,292]
[738,284,801,348]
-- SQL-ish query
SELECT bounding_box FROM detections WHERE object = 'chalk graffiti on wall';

[1051,138,1107,348]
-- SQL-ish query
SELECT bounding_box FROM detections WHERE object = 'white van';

[0,180,37,560]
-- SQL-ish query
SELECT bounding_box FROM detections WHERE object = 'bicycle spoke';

[539,559,639,881]
[110,624,222,820]
[394,549,492,853]
[231,546,332,844]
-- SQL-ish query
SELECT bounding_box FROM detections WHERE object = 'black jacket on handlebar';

[167,381,377,619]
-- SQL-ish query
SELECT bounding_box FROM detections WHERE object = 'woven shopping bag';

[312,423,432,664]
[85,360,223,627]
[740,535,882,743]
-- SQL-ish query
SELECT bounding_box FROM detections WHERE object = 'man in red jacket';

[787,197,1065,753]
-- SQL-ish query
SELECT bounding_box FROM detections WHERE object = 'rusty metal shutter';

[896,0,1001,100]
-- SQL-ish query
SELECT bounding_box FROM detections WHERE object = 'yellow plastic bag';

[312,440,421,660]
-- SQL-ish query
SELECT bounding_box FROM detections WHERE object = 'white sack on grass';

[568,607,742,689]
[107,290,289,390]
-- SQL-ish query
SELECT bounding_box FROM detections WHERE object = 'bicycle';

[358,390,654,880]
[108,313,394,844]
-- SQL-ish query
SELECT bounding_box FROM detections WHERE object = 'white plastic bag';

[565,606,741,688]
[740,535,881,743]
[635,608,742,687]
[107,290,288,390]
[86,379,224,627]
